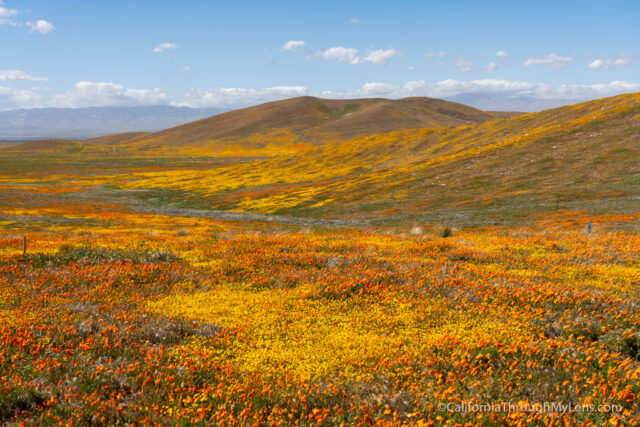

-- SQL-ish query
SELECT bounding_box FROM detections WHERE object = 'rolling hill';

[91,96,507,155]
[2,96,510,156]
[109,92,640,225]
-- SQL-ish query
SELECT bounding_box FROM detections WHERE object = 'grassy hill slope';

[0,139,104,154]
[84,132,151,145]
[111,92,640,225]
[102,96,502,156]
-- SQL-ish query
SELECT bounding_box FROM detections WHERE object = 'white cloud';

[0,86,46,111]
[153,42,177,53]
[407,65,415,71]
[0,5,18,26]
[362,48,402,65]
[0,70,48,81]
[51,81,169,108]
[524,53,572,68]
[318,46,362,64]
[281,40,305,51]
[483,62,498,71]
[314,46,400,66]
[588,52,638,69]
[175,86,308,109]
[455,58,473,73]
[0,5,55,33]
[1,79,638,112]
[318,79,640,106]
[0,83,308,111]
[496,50,509,58]
[0,6,18,17]
[182,65,191,71]
[615,57,633,66]
[350,18,360,24]
[588,59,607,69]
[26,19,54,34]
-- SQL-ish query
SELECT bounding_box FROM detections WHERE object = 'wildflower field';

[1,217,640,425]
[1,92,639,425]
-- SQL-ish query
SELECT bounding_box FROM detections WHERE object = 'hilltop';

[82,96,505,156]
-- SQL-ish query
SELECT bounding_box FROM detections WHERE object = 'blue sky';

[1,0,639,111]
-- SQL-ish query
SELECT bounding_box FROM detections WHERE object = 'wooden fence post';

[23,236,26,255]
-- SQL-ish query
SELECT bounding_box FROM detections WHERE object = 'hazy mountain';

[0,105,230,140]
[444,94,581,112]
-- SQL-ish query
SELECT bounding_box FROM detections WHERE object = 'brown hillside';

[307,97,498,140]
[107,96,505,155]
[113,92,640,224]
[1,139,80,153]
[85,132,150,146]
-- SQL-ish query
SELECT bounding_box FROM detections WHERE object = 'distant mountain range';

[445,94,579,112]
[0,105,229,140]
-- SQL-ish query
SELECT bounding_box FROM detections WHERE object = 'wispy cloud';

[483,62,498,71]
[0,5,54,33]
[0,5,18,26]
[496,50,509,58]
[0,5,18,18]
[281,40,305,51]
[425,50,447,59]
[362,48,402,65]
[524,53,572,69]
[350,17,360,24]
[455,58,473,73]
[316,46,401,65]
[0,70,48,81]
[426,51,474,73]
[153,42,177,53]
[26,19,54,34]
[588,52,638,69]
[319,46,361,64]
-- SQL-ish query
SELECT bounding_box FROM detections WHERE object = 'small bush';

[622,334,640,360]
